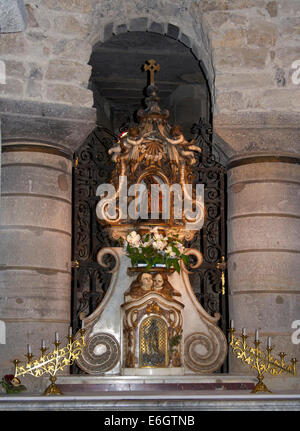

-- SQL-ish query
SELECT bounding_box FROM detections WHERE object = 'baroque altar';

[75,60,227,376]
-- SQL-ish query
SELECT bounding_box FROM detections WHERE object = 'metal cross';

[144,59,160,85]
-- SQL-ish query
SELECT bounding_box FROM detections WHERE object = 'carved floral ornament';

[95,60,205,241]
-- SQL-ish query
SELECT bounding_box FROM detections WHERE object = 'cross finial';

[144,59,160,85]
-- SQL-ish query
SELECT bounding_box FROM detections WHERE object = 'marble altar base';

[55,374,256,394]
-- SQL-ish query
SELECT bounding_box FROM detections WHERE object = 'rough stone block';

[3,60,26,80]
[129,17,148,32]
[214,47,269,69]
[45,60,92,83]
[228,216,300,253]
[25,3,51,31]
[0,98,96,153]
[228,181,300,218]
[104,22,114,41]
[2,164,71,201]
[261,89,300,110]
[149,21,165,34]
[228,251,300,292]
[200,0,265,12]
[229,292,300,332]
[266,0,278,17]
[1,195,71,233]
[2,151,72,174]
[53,39,92,63]
[45,0,92,13]
[247,21,277,46]
[25,4,39,28]
[0,271,71,320]
[0,78,24,97]
[167,23,180,40]
[115,24,128,34]
[0,33,27,55]
[274,46,300,69]
[215,72,272,90]
[278,0,300,17]
[179,32,192,48]
[278,17,300,38]
[202,11,230,29]
[25,79,42,99]
[216,91,245,111]
[228,159,300,184]
[46,83,94,107]
[0,229,71,271]
[0,0,26,33]
[211,28,246,48]
[52,15,89,38]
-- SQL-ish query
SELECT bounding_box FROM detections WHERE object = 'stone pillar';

[227,157,300,374]
[0,142,72,381]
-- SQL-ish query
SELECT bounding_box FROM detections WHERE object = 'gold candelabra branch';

[229,323,297,393]
[13,328,86,395]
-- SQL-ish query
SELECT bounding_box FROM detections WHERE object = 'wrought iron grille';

[186,121,228,372]
[71,120,228,373]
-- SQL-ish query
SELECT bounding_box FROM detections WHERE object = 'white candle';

[69,327,73,337]
[267,336,272,348]
[255,330,259,341]
[242,327,247,336]
[41,339,46,349]
[27,344,32,354]
[230,320,234,329]
[81,320,85,329]
[55,332,59,342]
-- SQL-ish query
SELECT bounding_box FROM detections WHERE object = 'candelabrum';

[13,328,86,396]
[229,323,297,393]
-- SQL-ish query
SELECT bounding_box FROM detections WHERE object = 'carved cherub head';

[140,273,153,291]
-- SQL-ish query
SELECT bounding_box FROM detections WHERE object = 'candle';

[55,332,59,342]
[230,320,234,329]
[81,320,85,329]
[41,339,46,349]
[255,330,259,341]
[267,336,272,348]
[27,344,32,354]
[69,327,73,337]
[242,327,247,336]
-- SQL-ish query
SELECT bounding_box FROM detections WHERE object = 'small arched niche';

[88,31,211,139]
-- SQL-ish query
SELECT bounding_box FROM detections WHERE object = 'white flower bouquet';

[122,228,188,273]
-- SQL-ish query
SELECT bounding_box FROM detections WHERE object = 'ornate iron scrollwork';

[186,120,228,371]
[71,127,118,373]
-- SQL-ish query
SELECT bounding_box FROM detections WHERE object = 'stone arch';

[88,15,214,104]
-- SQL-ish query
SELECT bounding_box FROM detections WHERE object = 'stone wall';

[203,0,300,115]
[0,0,299,117]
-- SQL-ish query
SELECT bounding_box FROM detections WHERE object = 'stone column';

[0,142,72,381]
[227,157,300,374]
[214,112,300,387]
